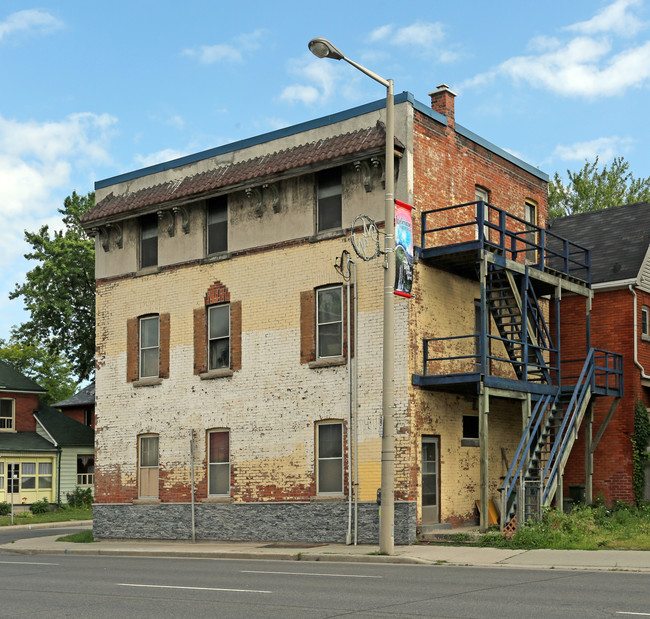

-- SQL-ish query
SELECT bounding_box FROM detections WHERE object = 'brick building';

[82,85,621,543]
[549,202,650,504]
[0,361,94,505]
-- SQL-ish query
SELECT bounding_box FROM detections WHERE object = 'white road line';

[241,570,381,578]
[616,613,650,617]
[0,561,59,566]
[118,583,271,594]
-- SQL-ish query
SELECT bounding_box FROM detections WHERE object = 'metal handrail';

[421,201,591,283]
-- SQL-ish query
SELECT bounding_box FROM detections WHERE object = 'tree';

[10,191,95,382]
[549,157,650,219]
[0,337,77,405]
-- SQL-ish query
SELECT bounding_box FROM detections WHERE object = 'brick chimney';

[429,84,456,130]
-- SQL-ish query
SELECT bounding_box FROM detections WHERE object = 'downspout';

[629,285,650,379]
[189,430,196,542]
[346,256,353,546]
[352,258,359,546]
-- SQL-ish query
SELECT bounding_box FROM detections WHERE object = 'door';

[421,436,440,524]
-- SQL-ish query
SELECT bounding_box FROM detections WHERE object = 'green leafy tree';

[549,157,650,219]
[0,337,77,405]
[10,191,95,382]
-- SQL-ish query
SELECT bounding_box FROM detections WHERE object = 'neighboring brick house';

[0,361,94,506]
[82,85,620,543]
[549,202,650,504]
[53,382,95,429]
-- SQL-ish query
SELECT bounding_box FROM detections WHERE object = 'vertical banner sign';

[394,199,414,298]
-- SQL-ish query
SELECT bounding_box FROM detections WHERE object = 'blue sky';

[1,0,649,341]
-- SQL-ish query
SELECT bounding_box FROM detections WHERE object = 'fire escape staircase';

[498,348,622,531]
[417,201,624,533]
[485,264,554,385]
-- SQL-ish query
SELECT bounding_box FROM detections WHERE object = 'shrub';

[0,501,10,516]
[30,498,50,514]
[66,486,93,508]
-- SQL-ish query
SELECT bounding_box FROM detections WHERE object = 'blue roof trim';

[96,91,546,189]
[96,92,412,190]
[411,97,448,126]
[455,123,549,182]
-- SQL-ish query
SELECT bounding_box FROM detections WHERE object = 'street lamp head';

[308,37,344,61]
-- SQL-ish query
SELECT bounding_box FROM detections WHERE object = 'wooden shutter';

[159,313,170,379]
[193,308,207,374]
[230,301,242,371]
[126,318,138,382]
[300,290,316,364]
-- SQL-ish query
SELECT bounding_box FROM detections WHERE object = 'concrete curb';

[0,520,92,531]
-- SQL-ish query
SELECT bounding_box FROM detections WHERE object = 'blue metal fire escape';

[413,201,623,532]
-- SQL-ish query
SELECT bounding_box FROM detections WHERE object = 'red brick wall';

[413,109,548,251]
[60,406,95,429]
[4,392,40,432]
[559,287,647,504]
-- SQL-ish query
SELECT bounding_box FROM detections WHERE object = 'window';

[21,462,36,490]
[0,462,4,490]
[317,286,343,358]
[525,200,537,262]
[317,168,342,233]
[207,196,228,255]
[208,430,230,496]
[139,315,159,379]
[317,422,343,494]
[463,415,479,440]
[84,409,93,427]
[139,435,159,498]
[38,462,52,489]
[475,187,489,241]
[140,214,158,268]
[77,454,94,486]
[127,314,169,382]
[642,307,649,337]
[208,304,230,370]
[0,399,14,431]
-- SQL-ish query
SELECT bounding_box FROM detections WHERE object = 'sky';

[1,0,649,341]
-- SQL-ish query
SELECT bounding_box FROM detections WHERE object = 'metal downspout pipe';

[630,285,650,379]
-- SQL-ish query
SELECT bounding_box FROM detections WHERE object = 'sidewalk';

[2,524,650,572]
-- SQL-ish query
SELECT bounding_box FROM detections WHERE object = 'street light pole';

[308,38,395,554]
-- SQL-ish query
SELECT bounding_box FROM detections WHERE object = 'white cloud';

[279,58,347,105]
[552,136,634,162]
[367,25,393,43]
[0,9,63,42]
[565,0,645,37]
[366,20,456,60]
[279,84,320,105]
[0,111,117,333]
[183,30,265,65]
[165,115,185,130]
[461,1,650,98]
[0,112,116,216]
[134,148,189,168]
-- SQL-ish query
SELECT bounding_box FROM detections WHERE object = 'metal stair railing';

[485,265,556,384]
[500,392,558,528]
[541,349,596,504]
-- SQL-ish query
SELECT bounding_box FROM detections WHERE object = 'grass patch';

[478,502,650,550]
[56,530,94,543]
[0,506,92,527]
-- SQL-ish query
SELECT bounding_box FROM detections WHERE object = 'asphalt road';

[0,524,88,546]
[0,554,648,618]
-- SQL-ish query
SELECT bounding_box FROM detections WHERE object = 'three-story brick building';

[83,85,620,542]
